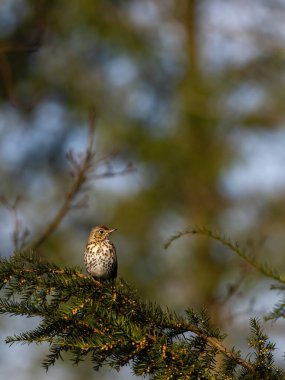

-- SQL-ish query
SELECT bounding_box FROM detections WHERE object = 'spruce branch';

[1,253,283,378]
[165,226,285,283]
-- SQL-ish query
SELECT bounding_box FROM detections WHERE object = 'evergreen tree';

[1,228,285,379]
[1,2,285,379]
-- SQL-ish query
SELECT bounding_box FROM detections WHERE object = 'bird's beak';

[108,228,117,234]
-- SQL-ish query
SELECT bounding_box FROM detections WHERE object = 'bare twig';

[27,110,97,251]
[27,109,134,251]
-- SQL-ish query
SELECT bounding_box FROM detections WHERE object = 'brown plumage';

[84,225,117,280]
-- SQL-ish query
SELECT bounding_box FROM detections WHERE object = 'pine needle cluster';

[0,251,284,379]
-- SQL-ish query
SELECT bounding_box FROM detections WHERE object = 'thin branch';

[27,110,134,252]
[27,111,97,251]
[164,226,285,283]
[29,151,94,251]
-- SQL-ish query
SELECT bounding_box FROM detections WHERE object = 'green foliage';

[235,318,284,380]
[0,251,284,379]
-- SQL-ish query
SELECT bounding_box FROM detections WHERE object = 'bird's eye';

[99,230,104,234]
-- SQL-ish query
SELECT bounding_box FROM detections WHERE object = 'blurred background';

[1,0,285,378]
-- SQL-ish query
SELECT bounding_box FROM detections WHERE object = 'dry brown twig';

[0,110,134,254]
[27,109,134,251]
[27,109,96,251]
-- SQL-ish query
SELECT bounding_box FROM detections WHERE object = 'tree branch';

[27,110,96,251]
[0,257,254,373]
[165,226,284,283]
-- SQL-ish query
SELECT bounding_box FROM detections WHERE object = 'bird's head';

[89,225,117,242]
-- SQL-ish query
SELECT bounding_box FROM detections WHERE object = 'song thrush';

[84,225,117,280]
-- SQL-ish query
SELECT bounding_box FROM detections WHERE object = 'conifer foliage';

[0,250,284,379]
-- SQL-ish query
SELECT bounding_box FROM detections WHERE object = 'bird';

[84,225,117,280]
